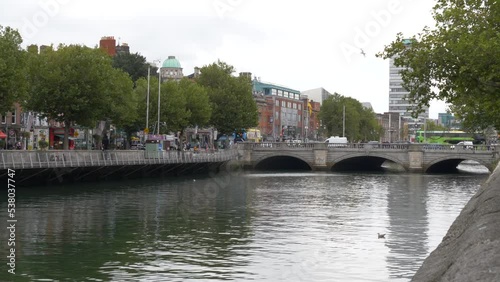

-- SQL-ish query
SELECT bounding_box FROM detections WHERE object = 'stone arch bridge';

[238,143,500,173]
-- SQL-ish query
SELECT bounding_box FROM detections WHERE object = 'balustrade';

[1,149,238,170]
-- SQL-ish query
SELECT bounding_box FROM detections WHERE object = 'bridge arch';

[425,156,493,173]
[253,153,313,171]
[329,153,407,172]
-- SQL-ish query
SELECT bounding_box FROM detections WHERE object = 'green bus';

[416,130,476,144]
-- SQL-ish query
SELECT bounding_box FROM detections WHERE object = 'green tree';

[27,44,136,149]
[424,119,447,131]
[0,26,27,113]
[158,79,191,134]
[181,78,211,129]
[131,77,152,134]
[378,0,500,131]
[134,77,211,139]
[112,52,156,86]
[359,107,383,142]
[319,93,381,142]
[197,61,258,134]
[106,68,138,129]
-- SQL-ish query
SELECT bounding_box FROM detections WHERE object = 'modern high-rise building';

[300,87,332,105]
[388,39,429,119]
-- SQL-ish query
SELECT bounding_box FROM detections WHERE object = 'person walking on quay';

[102,135,109,151]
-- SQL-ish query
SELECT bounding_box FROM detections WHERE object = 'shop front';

[50,127,76,149]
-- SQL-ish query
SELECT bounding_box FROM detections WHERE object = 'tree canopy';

[133,77,211,136]
[318,93,382,142]
[378,0,500,131]
[112,52,157,86]
[0,26,27,113]
[26,44,136,149]
[196,60,258,134]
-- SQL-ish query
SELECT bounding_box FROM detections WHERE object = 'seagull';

[378,233,386,239]
[360,48,366,57]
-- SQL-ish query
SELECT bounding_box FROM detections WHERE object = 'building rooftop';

[162,56,181,68]
[252,80,300,94]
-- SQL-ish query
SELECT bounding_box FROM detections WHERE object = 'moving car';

[325,136,348,147]
[451,141,473,150]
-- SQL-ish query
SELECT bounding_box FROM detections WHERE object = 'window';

[11,110,16,124]
[282,101,286,107]
[293,103,297,109]
[287,102,291,108]
[1,115,5,124]
[272,89,277,95]
[276,100,279,106]
[299,104,302,110]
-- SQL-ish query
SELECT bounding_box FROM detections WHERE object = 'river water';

[1,164,490,281]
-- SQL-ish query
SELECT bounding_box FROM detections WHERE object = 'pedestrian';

[102,135,109,150]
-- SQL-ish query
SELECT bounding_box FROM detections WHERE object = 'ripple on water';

[5,172,486,281]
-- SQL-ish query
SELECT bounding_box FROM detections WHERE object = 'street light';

[157,60,162,135]
[146,60,161,138]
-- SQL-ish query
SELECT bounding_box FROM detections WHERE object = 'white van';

[453,141,473,150]
[325,136,348,147]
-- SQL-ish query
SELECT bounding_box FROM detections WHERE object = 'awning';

[0,130,6,139]
[56,134,76,140]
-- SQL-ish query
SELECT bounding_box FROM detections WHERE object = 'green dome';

[162,56,181,68]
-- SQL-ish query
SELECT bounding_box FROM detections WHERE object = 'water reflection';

[385,174,429,280]
[0,170,488,281]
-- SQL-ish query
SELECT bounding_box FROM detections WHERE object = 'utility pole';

[272,96,276,141]
[157,60,161,135]
[145,66,150,142]
[389,113,392,142]
[342,105,345,138]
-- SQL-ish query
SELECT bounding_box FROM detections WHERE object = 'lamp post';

[389,113,392,142]
[342,104,346,138]
[145,66,150,142]
[146,60,161,139]
[272,96,277,142]
[398,114,401,141]
[156,59,162,135]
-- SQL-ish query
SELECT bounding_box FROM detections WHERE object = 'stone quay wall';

[412,163,500,281]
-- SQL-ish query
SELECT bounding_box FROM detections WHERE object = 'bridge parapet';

[240,143,500,172]
[1,149,238,170]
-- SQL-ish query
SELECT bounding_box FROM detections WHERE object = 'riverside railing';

[1,149,239,170]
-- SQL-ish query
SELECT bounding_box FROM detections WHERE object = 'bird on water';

[378,233,386,239]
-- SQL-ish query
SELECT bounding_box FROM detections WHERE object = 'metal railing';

[1,149,239,170]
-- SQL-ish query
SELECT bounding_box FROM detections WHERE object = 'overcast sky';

[2,0,447,118]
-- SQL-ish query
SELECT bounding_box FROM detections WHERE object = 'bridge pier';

[313,145,329,171]
[408,145,424,173]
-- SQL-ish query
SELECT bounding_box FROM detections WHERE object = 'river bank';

[412,162,500,281]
